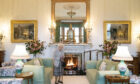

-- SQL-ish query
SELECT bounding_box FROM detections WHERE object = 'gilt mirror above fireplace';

[51,0,90,44]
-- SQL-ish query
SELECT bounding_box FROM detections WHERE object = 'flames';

[67,57,74,66]
[65,55,77,69]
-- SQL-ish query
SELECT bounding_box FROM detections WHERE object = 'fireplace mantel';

[49,43,91,54]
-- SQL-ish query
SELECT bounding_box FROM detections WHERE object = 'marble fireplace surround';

[49,44,91,70]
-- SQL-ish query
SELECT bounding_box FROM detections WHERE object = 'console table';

[0,50,4,67]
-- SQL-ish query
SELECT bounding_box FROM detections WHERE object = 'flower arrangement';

[100,40,118,58]
[25,40,46,57]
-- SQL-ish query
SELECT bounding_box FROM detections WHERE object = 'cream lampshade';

[112,46,133,61]
[11,45,30,74]
[112,46,133,76]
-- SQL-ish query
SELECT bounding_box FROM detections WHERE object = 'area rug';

[51,76,89,84]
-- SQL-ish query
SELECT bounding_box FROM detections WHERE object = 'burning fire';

[67,57,74,66]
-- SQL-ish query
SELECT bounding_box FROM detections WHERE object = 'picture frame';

[11,20,38,43]
[104,21,131,43]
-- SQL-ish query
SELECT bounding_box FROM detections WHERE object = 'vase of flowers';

[25,40,46,58]
[100,40,118,59]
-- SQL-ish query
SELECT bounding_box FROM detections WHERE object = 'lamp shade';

[11,45,30,59]
[112,46,133,61]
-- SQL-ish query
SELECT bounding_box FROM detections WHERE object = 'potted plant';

[100,40,118,59]
[25,40,46,58]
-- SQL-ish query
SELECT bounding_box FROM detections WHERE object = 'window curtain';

[55,21,61,42]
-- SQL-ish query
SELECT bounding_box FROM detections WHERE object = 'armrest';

[42,58,53,68]
[22,65,45,83]
[86,61,97,69]
[97,71,120,80]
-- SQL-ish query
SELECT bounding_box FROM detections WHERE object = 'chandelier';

[63,4,80,18]
[67,10,76,18]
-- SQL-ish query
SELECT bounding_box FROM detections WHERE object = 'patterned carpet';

[51,76,89,84]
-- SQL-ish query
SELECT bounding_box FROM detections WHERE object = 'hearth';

[64,54,85,75]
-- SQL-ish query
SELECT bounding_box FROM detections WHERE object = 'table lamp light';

[112,46,133,76]
[11,45,30,74]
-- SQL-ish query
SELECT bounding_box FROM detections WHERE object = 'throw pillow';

[96,60,103,70]
[106,63,116,71]
[34,58,41,66]
[99,61,106,71]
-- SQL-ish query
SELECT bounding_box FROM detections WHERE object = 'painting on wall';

[11,20,38,43]
[104,21,131,43]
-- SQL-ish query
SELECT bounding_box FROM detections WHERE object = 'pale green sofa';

[22,58,53,84]
[86,59,129,84]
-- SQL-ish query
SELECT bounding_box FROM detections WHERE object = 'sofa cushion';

[106,63,116,70]
[99,61,106,71]
[102,59,117,70]
[96,60,102,70]
[86,69,98,84]
[0,66,16,77]
[34,59,41,66]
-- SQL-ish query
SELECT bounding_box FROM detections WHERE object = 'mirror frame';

[51,0,90,43]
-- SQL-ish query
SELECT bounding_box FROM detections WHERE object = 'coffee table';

[105,74,130,84]
[15,72,33,84]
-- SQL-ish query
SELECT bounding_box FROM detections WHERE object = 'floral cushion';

[0,78,23,84]
[1,60,16,67]
[0,66,16,77]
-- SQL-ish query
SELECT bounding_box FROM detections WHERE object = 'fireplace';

[64,53,85,75]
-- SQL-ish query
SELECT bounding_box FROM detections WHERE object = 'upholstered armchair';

[23,58,53,84]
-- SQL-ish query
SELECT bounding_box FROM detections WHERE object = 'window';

[60,26,85,43]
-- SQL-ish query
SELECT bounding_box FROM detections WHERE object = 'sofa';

[22,58,53,84]
[86,59,129,84]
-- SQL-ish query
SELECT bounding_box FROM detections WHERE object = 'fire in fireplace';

[64,54,84,75]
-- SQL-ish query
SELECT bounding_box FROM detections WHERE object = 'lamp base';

[15,59,24,74]
[118,60,127,76]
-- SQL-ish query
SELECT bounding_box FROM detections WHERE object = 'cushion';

[106,63,116,70]
[34,58,41,66]
[2,60,16,67]
[0,66,16,77]
[96,60,102,70]
[99,61,106,71]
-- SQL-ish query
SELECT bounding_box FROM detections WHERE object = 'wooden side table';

[15,72,33,84]
[105,75,130,84]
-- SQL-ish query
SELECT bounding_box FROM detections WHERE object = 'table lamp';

[11,45,30,74]
[112,46,133,76]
